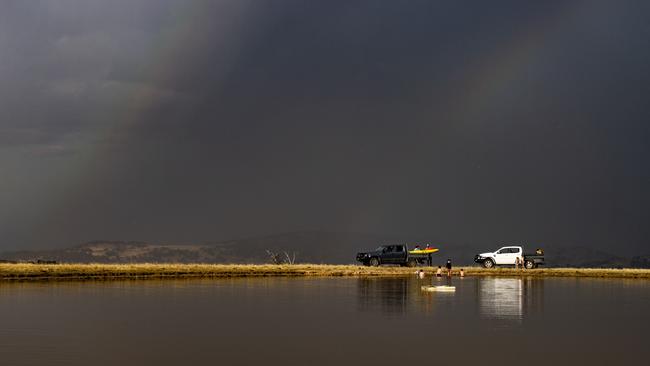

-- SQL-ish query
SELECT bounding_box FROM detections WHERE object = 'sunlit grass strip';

[463,267,650,279]
[0,264,649,281]
[0,264,406,280]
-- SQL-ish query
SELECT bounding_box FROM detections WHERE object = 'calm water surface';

[1,276,648,365]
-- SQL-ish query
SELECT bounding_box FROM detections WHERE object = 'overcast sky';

[1,0,649,254]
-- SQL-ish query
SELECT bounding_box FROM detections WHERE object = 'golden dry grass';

[463,266,650,279]
[1,263,649,281]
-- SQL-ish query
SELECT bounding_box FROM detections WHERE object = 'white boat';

[421,285,456,292]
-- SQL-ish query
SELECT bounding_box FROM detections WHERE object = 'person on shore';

[460,268,465,277]
[515,256,521,270]
[446,259,452,277]
[436,266,442,277]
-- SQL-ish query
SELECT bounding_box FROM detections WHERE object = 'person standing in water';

[446,259,452,277]
[436,266,442,277]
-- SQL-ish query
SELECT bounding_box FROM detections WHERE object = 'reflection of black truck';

[356,244,434,267]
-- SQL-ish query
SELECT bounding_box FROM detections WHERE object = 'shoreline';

[1,263,650,282]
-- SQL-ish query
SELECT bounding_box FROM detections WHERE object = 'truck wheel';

[483,259,494,268]
[369,257,380,267]
[524,260,534,269]
[406,259,417,267]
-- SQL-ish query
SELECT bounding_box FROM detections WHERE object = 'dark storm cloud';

[1,0,649,253]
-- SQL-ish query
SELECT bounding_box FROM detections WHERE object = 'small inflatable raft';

[421,285,456,292]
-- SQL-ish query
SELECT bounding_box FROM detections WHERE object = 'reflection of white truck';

[474,246,545,269]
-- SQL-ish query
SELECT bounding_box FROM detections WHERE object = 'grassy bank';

[1,263,650,281]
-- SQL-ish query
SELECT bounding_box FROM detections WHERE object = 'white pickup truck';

[474,246,545,269]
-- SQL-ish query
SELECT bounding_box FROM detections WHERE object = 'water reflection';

[0,277,647,365]
[357,278,412,314]
[478,277,544,321]
[357,277,457,315]
[356,276,546,320]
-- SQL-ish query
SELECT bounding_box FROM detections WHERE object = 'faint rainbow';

[446,2,587,126]
[344,2,589,233]
[37,1,258,244]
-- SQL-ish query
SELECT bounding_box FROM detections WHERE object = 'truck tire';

[369,257,380,267]
[483,259,494,268]
[406,259,417,267]
[524,260,535,269]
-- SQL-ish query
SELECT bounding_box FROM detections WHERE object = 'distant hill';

[1,231,647,268]
[630,255,650,268]
[0,231,403,264]
[544,246,632,268]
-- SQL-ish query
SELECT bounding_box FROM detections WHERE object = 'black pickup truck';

[356,244,435,267]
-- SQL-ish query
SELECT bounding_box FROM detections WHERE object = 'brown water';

[0,276,648,365]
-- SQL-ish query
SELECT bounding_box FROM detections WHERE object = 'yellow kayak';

[408,248,439,254]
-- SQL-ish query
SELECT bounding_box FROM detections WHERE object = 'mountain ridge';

[1,231,647,268]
